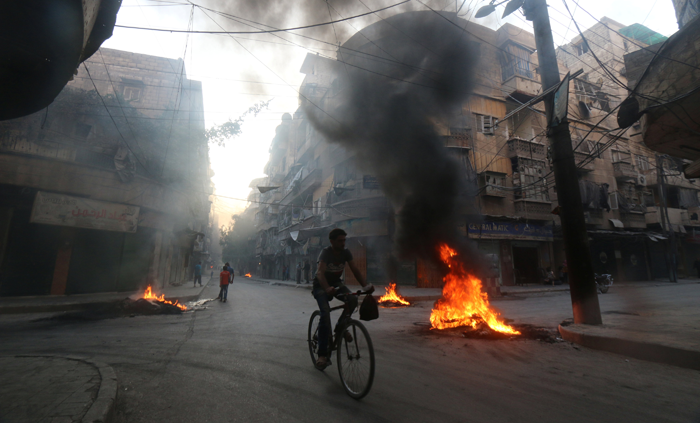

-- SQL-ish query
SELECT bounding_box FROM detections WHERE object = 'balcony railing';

[613,162,637,180]
[574,151,595,172]
[506,138,545,159]
[514,199,552,220]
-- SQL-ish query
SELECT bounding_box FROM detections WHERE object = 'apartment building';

[249,11,699,287]
[0,48,213,296]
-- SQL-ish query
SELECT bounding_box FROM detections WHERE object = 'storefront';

[467,220,554,286]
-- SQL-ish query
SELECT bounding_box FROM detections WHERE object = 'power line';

[115,0,412,34]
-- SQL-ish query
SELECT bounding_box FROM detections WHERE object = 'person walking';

[296,262,302,285]
[282,264,288,281]
[193,261,202,287]
[303,260,311,284]
[219,265,231,302]
[226,262,235,284]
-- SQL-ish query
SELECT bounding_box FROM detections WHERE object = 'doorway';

[512,246,539,285]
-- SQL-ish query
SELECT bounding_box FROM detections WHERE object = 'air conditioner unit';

[637,174,647,186]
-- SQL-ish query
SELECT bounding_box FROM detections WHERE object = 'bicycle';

[307,290,375,399]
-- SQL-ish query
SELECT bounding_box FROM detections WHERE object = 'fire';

[244,273,252,277]
[430,244,519,335]
[378,282,411,306]
[142,286,187,310]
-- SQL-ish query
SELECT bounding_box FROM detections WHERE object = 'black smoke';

[304,11,486,274]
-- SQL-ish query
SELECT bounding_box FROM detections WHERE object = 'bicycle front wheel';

[307,311,321,366]
[336,319,375,399]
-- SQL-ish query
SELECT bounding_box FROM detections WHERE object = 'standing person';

[303,260,311,284]
[193,261,202,288]
[226,262,235,284]
[296,262,302,285]
[313,228,373,369]
[693,257,700,278]
[219,266,231,302]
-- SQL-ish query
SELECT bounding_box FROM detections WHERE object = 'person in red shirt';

[219,266,231,302]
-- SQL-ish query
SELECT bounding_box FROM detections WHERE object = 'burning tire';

[337,320,375,399]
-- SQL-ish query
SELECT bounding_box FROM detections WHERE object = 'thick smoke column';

[305,11,485,273]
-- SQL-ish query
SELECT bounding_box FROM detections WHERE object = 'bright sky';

[102,0,679,225]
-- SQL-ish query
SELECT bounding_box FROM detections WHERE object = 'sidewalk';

[0,355,117,423]
[0,278,212,314]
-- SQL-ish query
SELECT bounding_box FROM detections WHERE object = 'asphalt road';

[1,280,698,423]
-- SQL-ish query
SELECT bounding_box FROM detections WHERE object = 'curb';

[558,324,700,371]
[14,355,117,423]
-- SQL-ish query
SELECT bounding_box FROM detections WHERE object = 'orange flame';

[142,286,187,310]
[244,273,252,277]
[430,244,519,335]
[378,282,411,305]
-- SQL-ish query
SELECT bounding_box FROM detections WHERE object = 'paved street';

[1,280,699,423]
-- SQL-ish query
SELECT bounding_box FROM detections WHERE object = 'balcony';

[574,151,595,172]
[620,211,646,229]
[514,199,552,221]
[482,184,507,197]
[501,74,541,101]
[613,161,637,180]
[280,167,322,206]
[506,138,545,159]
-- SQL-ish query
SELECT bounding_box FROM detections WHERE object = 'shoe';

[343,330,353,343]
[315,356,330,369]
[223,298,227,302]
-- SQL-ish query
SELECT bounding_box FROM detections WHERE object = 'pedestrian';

[219,265,231,302]
[282,264,288,281]
[285,264,290,281]
[296,262,302,285]
[194,261,202,287]
[303,259,311,284]
[694,257,700,278]
[226,262,235,284]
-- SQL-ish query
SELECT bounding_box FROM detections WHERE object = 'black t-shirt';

[315,246,353,287]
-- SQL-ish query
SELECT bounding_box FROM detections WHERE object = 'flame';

[244,273,252,277]
[430,244,519,335]
[378,282,411,305]
[142,286,187,310]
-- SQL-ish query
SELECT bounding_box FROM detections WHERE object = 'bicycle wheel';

[307,311,321,366]
[336,319,375,399]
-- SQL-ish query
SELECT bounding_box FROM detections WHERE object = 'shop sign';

[30,191,139,233]
[468,221,553,241]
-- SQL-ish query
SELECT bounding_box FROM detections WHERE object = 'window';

[511,157,549,202]
[611,150,632,163]
[482,172,506,197]
[500,43,533,81]
[476,115,495,135]
[123,86,141,101]
[574,79,598,107]
[575,42,589,56]
[636,155,651,171]
[609,192,619,210]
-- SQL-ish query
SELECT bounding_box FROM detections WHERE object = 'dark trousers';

[194,275,202,286]
[218,284,229,300]
[313,283,358,357]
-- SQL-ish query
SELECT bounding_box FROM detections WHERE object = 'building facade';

[0,48,214,296]
[247,12,699,288]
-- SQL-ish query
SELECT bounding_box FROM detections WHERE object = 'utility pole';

[655,154,678,282]
[476,0,601,324]
[523,0,602,324]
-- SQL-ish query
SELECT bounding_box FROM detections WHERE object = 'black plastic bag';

[359,294,379,321]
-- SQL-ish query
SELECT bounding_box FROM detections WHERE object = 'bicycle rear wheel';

[336,319,375,399]
[307,311,321,366]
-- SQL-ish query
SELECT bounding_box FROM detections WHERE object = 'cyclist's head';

[329,228,347,251]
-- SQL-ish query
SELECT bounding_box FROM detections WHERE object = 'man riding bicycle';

[313,228,373,369]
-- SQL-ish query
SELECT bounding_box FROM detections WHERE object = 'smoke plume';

[305,11,485,273]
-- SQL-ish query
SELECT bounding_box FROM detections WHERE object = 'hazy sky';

[101,0,679,224]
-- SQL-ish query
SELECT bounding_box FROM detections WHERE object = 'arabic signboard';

[468,221,553,241]
[30,191,139,233]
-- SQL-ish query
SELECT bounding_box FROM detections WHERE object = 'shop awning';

[609,219,625,228]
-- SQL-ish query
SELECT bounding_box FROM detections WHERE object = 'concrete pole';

[524,0,602,324]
